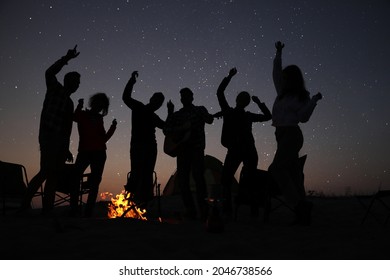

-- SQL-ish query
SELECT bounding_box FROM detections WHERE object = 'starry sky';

[1,0,389,201]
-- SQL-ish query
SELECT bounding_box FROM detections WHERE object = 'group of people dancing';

[20,41,322,226]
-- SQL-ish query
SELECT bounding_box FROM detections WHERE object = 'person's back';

[39,63,79,148]
[74,94,117,151]
[130,103,162,147]
[76,110,108,151]
[122,71,165,148]
[122,71,166,205]
[72,93,116,217]
[221,107,257,149]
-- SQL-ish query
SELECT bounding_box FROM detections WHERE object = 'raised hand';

[251,95,261,104]
[213,111,224,119]
[65,45,80,60]
[228,67,237,78]
[78,98,84,107]
[131,71,139,79]
[129,71,138,85]
[167,100,174,115]
[112,118,117,126]
[313,92,323,102]
[66,150,73,163]
[275,41,285,52]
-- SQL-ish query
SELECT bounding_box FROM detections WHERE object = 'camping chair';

[234,169,269,221]
[0,161,29,215]
[234,155,307,223]
[124,170,161,217]
[163,155,231,198]
[263,155,307,223]
[54,164,91,208]
[359,190,390,227]
[149,171,162,217]
[262,172,295,223]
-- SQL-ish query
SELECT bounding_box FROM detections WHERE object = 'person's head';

[179,87,194,106]
[63,71,81,95]
[235,91,251,109]
[282,65,309,100]
[89,92,110,116]
[149,92,165,111]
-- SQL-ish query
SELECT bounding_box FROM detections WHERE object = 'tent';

[162,154,238,199]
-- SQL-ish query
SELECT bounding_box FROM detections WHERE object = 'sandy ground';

[1,195,390,260]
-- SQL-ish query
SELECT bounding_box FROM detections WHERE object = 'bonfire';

[100,191,147,220]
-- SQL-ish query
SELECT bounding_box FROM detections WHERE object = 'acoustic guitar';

[163,122,191,157]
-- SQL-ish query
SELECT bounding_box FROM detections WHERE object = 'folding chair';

[234,169,269,221]
[0,161,29,215]
[124,171,161,217]
[54,164,91,208]
[263,155,307,223]
[234,155,307,223]
[359,190,390,226]
[262,172,295,223]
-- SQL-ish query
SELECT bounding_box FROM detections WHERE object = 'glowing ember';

[100,191,113,200]
[104,190,147,220]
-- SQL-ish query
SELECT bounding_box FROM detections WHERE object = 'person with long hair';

[72,93,117,217]
[269,41,322,225]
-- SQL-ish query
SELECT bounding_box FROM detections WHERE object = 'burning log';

[104,190,147,220]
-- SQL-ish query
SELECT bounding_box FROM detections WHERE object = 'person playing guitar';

[163,88,214,221]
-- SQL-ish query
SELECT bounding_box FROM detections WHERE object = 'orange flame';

[104,191,147,220]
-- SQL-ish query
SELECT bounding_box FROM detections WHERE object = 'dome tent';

[162,154,239,199]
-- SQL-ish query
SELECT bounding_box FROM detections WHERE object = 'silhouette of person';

[164,88,214,220]
[216,67,272,218]
[268,41,322,225]
[122,71,170,206]
[71,93,117,217]
[20,45,80,215]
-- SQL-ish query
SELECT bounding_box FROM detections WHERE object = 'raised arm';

[73,98,84,122]
[251,96,272,122]
[105,119,117,142]
[217,67,237,111]
[163,101,178,135]
[122,71,142,110]
[203,107,214,124]
[298,92,323,123]
[167,100,174,118]
[273,41,284,96]
[46,45,80,90]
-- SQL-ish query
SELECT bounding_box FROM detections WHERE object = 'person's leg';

[241,145,259,217]
[129,145,156,205]
[140,144,157,205]
[73,152,91,215]
[269,127,302,207]
[191,149,208,220]
[221,149,241,216]
[177,151,196,219]
[42,147,67,215]
[85,151,106,217]
[128,146,143,198]
[21,170,46,210]
[269,127,312,225]
[20,145,56,210]
[241,145,258,176]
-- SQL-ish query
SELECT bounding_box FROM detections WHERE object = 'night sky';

[1,0,389,200]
